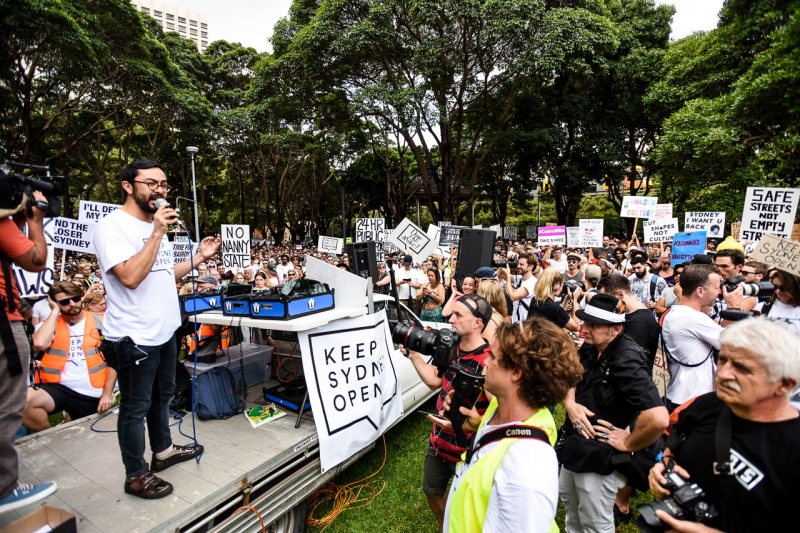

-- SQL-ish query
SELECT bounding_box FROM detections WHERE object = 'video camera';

[492,259,518,269]
[722,275,774,298]
[0,161,65,217]
[637,461,718,533]
[562,279,585,296]
[389,322,484,447]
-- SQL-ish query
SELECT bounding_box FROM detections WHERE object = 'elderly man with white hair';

[647,317,800,533]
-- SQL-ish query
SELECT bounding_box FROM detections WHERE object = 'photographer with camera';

[92,160,220,500]
[403,293,493,530]
[437,319,584,533]
[644,317,800,533]
[526,267,581,332]
[560,293,669,533]
[497,252,537,323]
[0,188,57,513]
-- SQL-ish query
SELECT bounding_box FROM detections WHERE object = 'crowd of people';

[1,159,799,533]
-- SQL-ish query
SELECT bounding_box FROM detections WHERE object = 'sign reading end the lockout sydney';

[221,224,250,269]
[299,311,403,472]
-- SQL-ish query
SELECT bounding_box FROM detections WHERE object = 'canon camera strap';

[465,424,551,464]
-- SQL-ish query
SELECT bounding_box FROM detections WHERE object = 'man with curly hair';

[441,319,585,533]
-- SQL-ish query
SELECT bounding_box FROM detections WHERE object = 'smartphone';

[418,410,446,420]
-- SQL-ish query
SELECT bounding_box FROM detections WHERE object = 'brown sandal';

[124,471,173,499]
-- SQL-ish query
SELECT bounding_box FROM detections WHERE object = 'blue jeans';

[116,338,176,478]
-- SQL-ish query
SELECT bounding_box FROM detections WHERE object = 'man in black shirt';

[560,294,668,533]
[597,275,660,369]
[648,317,800,533]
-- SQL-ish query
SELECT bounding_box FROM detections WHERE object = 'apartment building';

[130,0,209,52]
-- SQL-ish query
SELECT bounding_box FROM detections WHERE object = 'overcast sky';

[171,0,725,53]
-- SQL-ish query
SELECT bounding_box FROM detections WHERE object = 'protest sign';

[503,226,517,240]
[12,219,55,298]
[383,229,398,255]
[48,218,96,254]
[579,219,603,247]
[655,204,673,220]
[526,226,537,240]
[752,234,800,277]
[620,196,658,218]
[427,224,441,248]
[643,218,679,243]
[356,218,386,261]
[566,227,581,247]
[671,232,706,267]
[438,221,451,227]
[318,235,343,254]
[489,224,501,237]
[386,218,435,261]
[439,225,465,246]
[472,225,482,229]
[684,212,725,239]
[78,200,121,222]
[537,226,566,246]
[740,187,799,242]
[299,311,403,472]
[221,224,250,269]
[172,236,196,264]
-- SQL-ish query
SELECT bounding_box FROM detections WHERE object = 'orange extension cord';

[306,434,388,531]
[231,505,266,532]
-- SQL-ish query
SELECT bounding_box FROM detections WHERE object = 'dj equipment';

[456,228,496,279]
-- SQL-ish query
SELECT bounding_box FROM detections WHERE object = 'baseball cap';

[456,293,493,331]
[196,274,218,286]
[403,255,413,265]
[473,266,496,279]
[585,264,602,281]
[575,293,626,324]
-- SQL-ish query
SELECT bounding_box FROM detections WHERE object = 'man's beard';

[62,306,81,317]
[133,188,158,214]
[635,270,646,279]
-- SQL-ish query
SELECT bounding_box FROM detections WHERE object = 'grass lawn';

[306,400,652,532]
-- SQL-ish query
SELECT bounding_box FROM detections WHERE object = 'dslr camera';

[562,279,585,296]
[637,463,718,533]
[0,161,65,217]
[492,259,518,269]
[722,275,774,298]
[389,322,484,447]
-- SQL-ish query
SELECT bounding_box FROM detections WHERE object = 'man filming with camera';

[404,293,493,530]
[646,317,800,533]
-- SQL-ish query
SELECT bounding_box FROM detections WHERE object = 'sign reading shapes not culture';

[740,187,800,242]
[643,218,679,243]
[299,311,403,472]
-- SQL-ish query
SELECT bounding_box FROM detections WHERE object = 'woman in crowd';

[656,262,686,318]
[417,267,446,322]
[614,247,631,274]
[82,291,107,313]
[373,262,392,295]
[759,269,800,327]
[253,270,270,292]
[443,276,475,317]
[476,280,508,346]
[233,272,246,284]
[528,267,580,331]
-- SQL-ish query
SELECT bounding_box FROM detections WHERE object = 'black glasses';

[741,270,755,275]
[133,180,172,193]
[774,283,785,292]
[57,295,82,306]
[288,272,297,276]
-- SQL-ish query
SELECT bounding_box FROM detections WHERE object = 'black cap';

[456,293,493,331]
[403,255,413,265]
[575,293,626,325]
[692,254,714,265]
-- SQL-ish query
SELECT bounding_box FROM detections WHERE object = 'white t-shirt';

[395,267,421,300]
[32,299,52,323]
[548,257,568,274]
[35,318,100,398]
[663,305,722,405]
[92,209,180,345]
[512,275,537,323]
[275,263,293,283]
[761,300,800,328]
[443,416,558,533]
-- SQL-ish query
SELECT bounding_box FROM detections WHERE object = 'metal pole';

[341,188,346,240]
[187,146,200,242]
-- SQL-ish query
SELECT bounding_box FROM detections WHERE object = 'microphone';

[154,198,186,229]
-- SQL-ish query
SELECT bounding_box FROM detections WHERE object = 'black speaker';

[456,229,496,278]
[346,242,379,282]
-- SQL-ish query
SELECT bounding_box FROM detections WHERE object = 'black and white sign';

[740,187,799,242]
[78,200,121,222]
[356,218,386,261]
[49,217,96,254]
[644,218,679,243]
[386,218,432,258]
[439,225,465,246]
[684,212,725,239]
[566,227,581,247]
[299,311,403,472]
[526,226,537,239]
[438,221,452,227]
[579,219,603,247]
[12,219,55,298]
[221,224,250,269]
[503,226,517,240]
[318,235,343,254]
[172,236,196,264]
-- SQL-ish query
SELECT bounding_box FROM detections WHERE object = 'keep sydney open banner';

[299,310,403,472]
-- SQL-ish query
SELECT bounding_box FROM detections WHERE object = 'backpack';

[193,367,246,420]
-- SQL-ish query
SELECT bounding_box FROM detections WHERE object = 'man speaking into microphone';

[93,160,220,499]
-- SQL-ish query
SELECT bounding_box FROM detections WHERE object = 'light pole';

[186,146,200,242]
[335,170,348,240]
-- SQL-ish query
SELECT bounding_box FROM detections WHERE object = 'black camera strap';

[465,424,551,463]
[0,252,22,376]
[713,404,734,476]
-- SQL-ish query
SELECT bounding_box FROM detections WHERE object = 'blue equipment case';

[248,288,335,320]
[180,293,223,315]
[221,294,252,317]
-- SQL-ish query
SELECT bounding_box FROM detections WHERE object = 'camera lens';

[390,323,439,354]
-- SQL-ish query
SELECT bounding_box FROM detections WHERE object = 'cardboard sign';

[172,236,196,264]
[526,226,537,239]
[684,212,725,239]
[439,225,465,246]
[383,229,398,255]
[671,232,706,267]
[566,227,581,247]
[579,219,603,248]
[751,234,800,277]
[386,218,433,259]
[356,218,386,261]
[299,311,403,472]
[49,217,96,254]
[318,235,343,254]
[537,226,566,246]
[620,196,658,218]
[643,218,679,243]
[221,224,250,269]
[740,187,799,242]
[503,226,518,240]
[12,220,55,298]
[655,204,673,220]
[438,221,452,227]
[78,200,121,222]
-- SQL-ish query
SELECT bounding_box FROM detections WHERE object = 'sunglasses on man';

[58,295,82,306]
